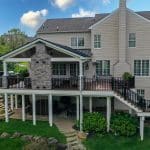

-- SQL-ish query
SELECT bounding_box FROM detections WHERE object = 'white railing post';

[4,93,9,123]
[48,94,53,127]
[107,97,111,132]
[32,94,36,125]
[22,95,25,122]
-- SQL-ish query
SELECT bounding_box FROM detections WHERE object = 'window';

[70,63,79,76]
[52,63,66,75]
[129,33,136,47]
[94,35,101,48]
[71,37,84,48]
[96,60,110,76]
[137,89,145,98]
[134,60,149,76]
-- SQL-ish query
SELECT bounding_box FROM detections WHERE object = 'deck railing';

[113,78,149,112]
[52,77,79,90]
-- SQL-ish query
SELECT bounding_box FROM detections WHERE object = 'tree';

[0,28,30,71]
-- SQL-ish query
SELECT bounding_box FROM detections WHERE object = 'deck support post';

[129,108,132,114]
[76,96,79,121]
[22,95,25,122]
[32,94,36,125]
[140,116,145,141]
[48,94,53,127]
[15,94,18,109]
[80,94,83,131]
[10,94,14,110]
[89,97,92,113]
[107,97,111,132]
[4,93,9,123]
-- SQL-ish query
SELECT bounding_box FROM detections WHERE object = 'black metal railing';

[8,77,31,89]
[83,76,112,91]
[112,78,149,112]
[52,77,79,90]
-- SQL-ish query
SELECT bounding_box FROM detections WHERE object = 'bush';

[75,112,106,134]
[111,112,138,137]
[122,72,133,81]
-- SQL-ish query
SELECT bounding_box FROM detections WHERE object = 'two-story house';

[0,0,150,140]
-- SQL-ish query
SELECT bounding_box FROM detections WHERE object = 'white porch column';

[107,97,111,132]
[10,94,14,110]
[15,95,18,109]
[80,94,83,131]
[4,93,9,123]
[89,97,92,113]
[3,61,7,76]
[48,94,53,127]
[22,95,25,122]
[129,108,132,115]
[76,96,79,121]
[140,116,145,141]
[79,60,83,91]
[32,94,36,125]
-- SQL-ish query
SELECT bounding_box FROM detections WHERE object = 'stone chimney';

[30,42,52,90]
[114,0,130,77]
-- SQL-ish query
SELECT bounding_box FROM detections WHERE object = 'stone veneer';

[30,42,52,90]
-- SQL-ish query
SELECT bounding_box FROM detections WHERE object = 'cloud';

[20,9,48,28]
[102,0,111,5]
[72,8,95,18]
[52,0,74,10]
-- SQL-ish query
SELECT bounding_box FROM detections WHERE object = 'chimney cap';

[119,0,126,8]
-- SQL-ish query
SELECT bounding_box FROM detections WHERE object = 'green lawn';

[0,119,66,149]
[0,138,26,150]
[84,127,150,150]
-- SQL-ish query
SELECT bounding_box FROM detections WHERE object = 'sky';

[0,0,150,36]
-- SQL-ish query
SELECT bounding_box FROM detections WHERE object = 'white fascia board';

[0,38,90,61]
[89,9,119,29]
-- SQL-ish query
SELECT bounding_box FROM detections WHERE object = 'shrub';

[122,72,133,81]
[111,112,138,137]
[75,112,106,134]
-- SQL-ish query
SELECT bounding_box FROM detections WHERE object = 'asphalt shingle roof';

[37,11,150,34]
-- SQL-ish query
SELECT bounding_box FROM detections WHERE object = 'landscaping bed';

[0,119,66,149]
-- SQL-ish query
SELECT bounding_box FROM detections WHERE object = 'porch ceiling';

[0,38,91,61]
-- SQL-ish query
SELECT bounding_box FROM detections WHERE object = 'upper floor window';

[96,60,110,76]
[94,35,101,48]
[137,89,145,98]
[129,33,136,47]
[134,60,149,76]
[52,63,66,75]
[71,37,84,48]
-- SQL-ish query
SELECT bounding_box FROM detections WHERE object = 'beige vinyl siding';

[37,32,91,49]
[91,11,119,76]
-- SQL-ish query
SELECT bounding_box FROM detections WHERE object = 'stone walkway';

[54,117,86,150]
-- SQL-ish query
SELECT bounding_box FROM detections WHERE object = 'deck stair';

[112,78,150,113]
[0,95,13,118]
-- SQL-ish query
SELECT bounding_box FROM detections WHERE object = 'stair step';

[68,141,78,146]
[67,137,77,143]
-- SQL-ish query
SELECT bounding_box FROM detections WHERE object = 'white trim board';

[0,39,90,61]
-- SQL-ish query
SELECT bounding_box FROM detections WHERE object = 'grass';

[84,127,150,150]
[0,119,66,143]
[0,138,26,150]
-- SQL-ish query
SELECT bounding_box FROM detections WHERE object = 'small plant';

[75,112,107,135]
[111,112,138,137]
[122,72,133,81]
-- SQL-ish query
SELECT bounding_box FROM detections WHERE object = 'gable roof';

[37,11,150,34]
[0,38,91,60]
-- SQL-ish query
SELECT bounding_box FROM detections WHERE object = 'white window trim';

[96,60,110,76]
[128,33,136,48]
[134,59,150,77]
[137,89,145,98]
[94,34,101,49]
[71,37,85,48]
